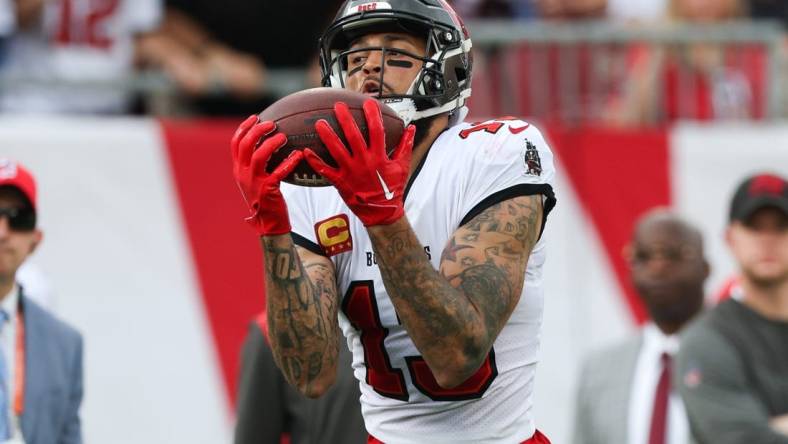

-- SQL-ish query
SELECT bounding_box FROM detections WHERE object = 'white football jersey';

[282,117,557,443]
[0,0,161,113]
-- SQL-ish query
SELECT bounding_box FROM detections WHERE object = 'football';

[258,87,405,187]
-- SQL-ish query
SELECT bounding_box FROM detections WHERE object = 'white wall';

[1,117,231,444]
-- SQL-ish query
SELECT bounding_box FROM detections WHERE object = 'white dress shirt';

[16,262,55,312]
[628,323,689,444]
[0,285,19,442]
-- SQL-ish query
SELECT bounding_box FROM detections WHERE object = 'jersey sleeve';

[457,121,557,235]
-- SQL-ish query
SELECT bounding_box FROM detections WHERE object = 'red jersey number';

[55,0,119,50]
[342,281,408,401]
[459,117,529,139]
[342,280,497,401]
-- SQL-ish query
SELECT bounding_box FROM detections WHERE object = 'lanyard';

[12,306,24,417]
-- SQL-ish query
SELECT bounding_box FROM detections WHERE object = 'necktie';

[648,352,671,444]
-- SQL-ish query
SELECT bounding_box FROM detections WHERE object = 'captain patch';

[315,214,353,256]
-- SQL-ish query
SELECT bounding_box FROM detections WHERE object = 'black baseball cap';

[729,172,788,223]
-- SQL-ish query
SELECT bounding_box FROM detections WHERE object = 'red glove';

[230,115,303,235]
[303,99,416,227]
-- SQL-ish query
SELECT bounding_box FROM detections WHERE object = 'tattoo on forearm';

[456,263,512,337]
[263,239,338,391]
[370,195,542,377]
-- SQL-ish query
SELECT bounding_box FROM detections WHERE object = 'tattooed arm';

[367,195,543,388]
[262,235,341,398]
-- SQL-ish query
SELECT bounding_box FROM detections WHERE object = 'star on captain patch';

[523,139,542,176]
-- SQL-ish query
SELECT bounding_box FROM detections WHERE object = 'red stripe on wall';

[546,126,671,324]
[160,119,264,407]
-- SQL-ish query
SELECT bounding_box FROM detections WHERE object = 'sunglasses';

[0,207,36,231]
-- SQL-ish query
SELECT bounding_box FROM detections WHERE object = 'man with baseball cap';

[676,172,788,443]
[728,173,788,223]
[0,158,84,444]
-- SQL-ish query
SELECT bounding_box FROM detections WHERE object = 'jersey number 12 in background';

[55,0,119,49]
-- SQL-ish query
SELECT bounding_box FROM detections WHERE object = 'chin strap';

[448,105,469,126]
[382,98,418,125]
[383,91,471,126]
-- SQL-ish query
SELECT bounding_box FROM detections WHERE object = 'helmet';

[319,0,473,125]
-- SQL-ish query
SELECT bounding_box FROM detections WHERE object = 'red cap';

[0,158,37,212]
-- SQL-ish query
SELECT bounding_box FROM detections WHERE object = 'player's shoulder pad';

[446,117,549,153]
[443,117,553,175]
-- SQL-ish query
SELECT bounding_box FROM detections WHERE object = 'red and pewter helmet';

[319,0,473,125]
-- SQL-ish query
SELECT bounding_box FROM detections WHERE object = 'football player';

[231,1,557,442]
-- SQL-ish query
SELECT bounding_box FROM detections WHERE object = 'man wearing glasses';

[0,158,83,444]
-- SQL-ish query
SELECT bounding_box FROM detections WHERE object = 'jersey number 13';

[343,280,498,402]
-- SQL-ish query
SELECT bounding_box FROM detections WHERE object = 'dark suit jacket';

[573,335,642,444]
[574,332,698,444]
[19,291,83,444]
[234,315,366,444]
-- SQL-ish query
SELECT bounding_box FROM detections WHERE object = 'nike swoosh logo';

[376,170,395,200]
[508,124,530,134]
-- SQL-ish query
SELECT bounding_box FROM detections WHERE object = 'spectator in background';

[535,0,607,20]
[0,0,162,114]
[606,0,667,23]
[137,0,343,116]
[450,0,606,19]
[574,209,708,444]
[0,0,13,64]
[451,0,539,19]
[234,311,366,444]
[0,158,83,444]
[748,0,788,29]
[604,0,761,126]
[676,173,788,443]
[135,6,267,115]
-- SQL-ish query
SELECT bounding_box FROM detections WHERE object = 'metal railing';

[465,20,786,124]
[0,20,784,123]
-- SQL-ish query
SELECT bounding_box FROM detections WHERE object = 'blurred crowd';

[0,0,786,123]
